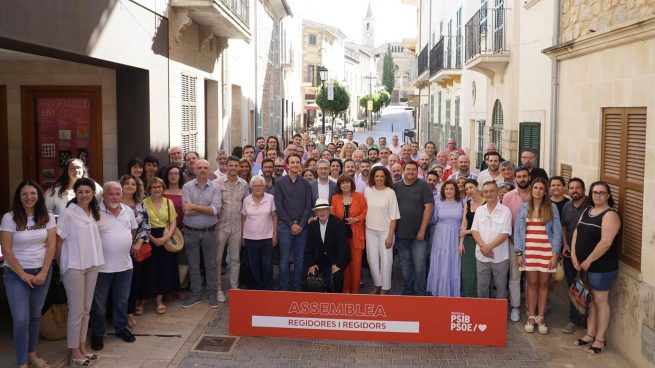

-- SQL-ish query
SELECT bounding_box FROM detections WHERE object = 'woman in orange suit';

[331,174,367,293]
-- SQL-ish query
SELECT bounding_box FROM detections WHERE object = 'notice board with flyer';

[229,290,508,347]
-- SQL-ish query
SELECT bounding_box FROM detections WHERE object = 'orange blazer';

[331,192,367,249]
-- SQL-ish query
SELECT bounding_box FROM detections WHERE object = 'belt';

[183,225,217,232]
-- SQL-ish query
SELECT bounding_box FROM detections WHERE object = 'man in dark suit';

[311,159,337,204]
[305,199,350,293]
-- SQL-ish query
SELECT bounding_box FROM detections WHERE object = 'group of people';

[1,132,622,367]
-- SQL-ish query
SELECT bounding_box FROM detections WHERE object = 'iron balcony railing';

[219,0,249,26]
[429,36,463,76]
[465,7,509,62]
[417,43,429,76]
[429,38,444,76]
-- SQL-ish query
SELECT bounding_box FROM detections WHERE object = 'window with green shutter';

[519,122,541,167]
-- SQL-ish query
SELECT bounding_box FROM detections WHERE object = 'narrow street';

[353,104,415,144]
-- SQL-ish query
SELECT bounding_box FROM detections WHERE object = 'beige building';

[375,42,415,103]
[545,2,655,367]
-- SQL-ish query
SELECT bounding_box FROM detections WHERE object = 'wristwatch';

[515,251,523,256]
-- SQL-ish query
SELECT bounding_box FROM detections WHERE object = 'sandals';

[28,357,50,368]
[134,304,144,315]
[127,314,137,328]
[575,334,595,346]
[156,304,167,314]
[587,339,606,354]
[524,315,536,333]
[69,358,91,368]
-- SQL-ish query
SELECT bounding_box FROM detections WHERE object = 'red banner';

[229,290,508,347]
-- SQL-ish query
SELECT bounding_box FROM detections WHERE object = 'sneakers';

[561,321,577,334]
[182,296,202,308]
[535,316,548,334]
[525,316,536,333]
[208,296,219,309]
[217,291,227,303]
[510,308,520,322]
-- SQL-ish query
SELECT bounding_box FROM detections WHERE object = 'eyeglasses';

[168,172,180,176]
[592,191,608,196]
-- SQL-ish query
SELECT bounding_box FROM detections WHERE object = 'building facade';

[545,2,655,366]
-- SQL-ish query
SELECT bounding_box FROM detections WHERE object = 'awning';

[304,102,319,111]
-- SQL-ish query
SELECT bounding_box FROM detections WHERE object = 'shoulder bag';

[568,271,591,315]
[164,198,184,253]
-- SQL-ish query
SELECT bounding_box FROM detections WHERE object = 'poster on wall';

[36,98,92,189]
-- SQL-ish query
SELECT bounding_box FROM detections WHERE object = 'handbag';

[554,259,565,282]
[302,272,326,292]
[569,272,591,315]
[134,242,152,262]
[40,304,68,340]
[164,199,184,253]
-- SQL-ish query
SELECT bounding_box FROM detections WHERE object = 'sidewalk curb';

[167,306,218,368]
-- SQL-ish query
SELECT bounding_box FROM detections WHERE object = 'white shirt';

[355,177,368,194]
[364,187,401,231]
[471,202,512,263]
[388,143,402,156]
[97,203,138,273]
[477,169,504,188]
[317,180,330,202]
[319,219,328,243]
[0,212,56,269]
[44,182,104,216]
[56,203,104,274]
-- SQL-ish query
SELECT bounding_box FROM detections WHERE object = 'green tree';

[378,90,391,108]
[316,80,350,131]
[382,47,395,96]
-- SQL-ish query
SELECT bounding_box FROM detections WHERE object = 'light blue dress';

[427,198,464,297]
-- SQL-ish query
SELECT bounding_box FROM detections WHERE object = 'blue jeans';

[395,237,428,295]
[245,239,273,290]
[278,224,308,291]
[90,269,133,336]
[4,266,52,366]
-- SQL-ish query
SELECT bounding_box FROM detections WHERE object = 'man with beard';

[424,142,437,168]
[500,166,531,322]
[273,157,286,179]
[261,158,276,194]
[355,159,371,194]
[393,161,434,296]
[391,163,403,182]
[417,154,431,179]
[388,135,402,155]
[91,182,138,350]
[255,136,266,158]
[343,159,357,178]
[410,142,420,161]
[367,147,379,164]
[447,155,477,181]
[183,151,199,182]
[520,149,548,181]
[169,146,184,168]
[214,150,228,180]
[479,143,501,171]
[352,150,364,166]
[559,178,589,334]
[327,143,337,157]
[477,152,503,187]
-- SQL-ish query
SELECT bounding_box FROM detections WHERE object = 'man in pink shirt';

[496,166,531,323]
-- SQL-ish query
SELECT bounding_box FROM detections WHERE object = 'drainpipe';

[548,0,561,176]
[254,2,259,143]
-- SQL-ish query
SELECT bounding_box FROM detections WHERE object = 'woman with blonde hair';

[340,142,357,160]
[143,177,178,314]
[514,177,562,334]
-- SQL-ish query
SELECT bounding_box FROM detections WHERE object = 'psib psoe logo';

[450,312,487,332]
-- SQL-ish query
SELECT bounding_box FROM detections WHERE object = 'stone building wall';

[560,0,655,42]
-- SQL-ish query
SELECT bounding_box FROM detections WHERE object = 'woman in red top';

[331,175,367,293]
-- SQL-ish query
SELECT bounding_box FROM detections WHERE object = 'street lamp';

[318,66,328,134]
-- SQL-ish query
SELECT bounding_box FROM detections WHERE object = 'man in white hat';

[304,199,350,292]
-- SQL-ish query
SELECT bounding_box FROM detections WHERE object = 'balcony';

[171,0,251,43]
[464,6,510,82]
[429,36,462,87]
[411,44,430,88]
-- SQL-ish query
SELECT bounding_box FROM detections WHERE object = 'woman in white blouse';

[364,167,400,295]
[1,180,56,368]
[44,158,103,215]
[56,177,104,367]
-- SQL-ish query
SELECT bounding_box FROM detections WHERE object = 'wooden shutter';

[181,73,198,153]
[600,107,646,270]
[519,122,541,167]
